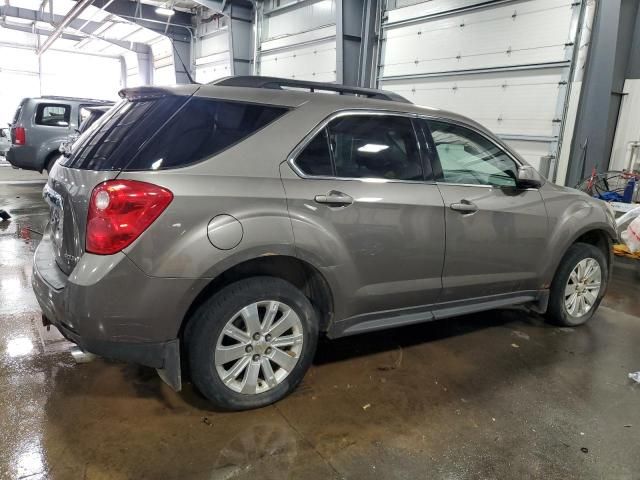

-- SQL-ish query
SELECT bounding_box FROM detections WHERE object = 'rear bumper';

[6,146,41,170]
[32,235,207,389]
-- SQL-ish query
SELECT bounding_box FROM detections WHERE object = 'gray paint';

[31,83,617,393]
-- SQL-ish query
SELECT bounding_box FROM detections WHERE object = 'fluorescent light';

[358,143,389,153]
[155,6,175,16]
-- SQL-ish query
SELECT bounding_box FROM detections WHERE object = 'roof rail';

[211,76,412,104]
[40,96,114,104]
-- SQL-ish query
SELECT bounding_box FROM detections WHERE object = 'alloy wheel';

[564,258,602,317]
[215,301,304,395]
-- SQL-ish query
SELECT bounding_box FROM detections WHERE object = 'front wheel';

[186,276,319,410]
[545,243,608,326]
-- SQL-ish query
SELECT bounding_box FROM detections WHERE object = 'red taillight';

[13,126,26,145]
[86,180,173,255]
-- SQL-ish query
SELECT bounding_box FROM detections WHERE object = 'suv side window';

[295,128,333,176]
[328,115,422,181]
[35,103,71,127]
[427,120,518,187]
[295,114,423,181]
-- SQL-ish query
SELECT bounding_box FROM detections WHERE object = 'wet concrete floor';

[0,179,639,479]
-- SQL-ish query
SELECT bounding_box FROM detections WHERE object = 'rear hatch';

[44,84,290,275]
[45,87,197,275]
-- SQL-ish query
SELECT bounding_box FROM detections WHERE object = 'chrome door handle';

[314,191,353,206]
[450,201,478,213]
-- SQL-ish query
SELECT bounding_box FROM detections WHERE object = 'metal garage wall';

[256,0,337,82]
[195,15,232,83]
[378,0,585,173]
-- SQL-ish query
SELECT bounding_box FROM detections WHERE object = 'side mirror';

[516,165,543,189]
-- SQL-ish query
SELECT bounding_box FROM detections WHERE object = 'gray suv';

[7,96,113,172]
[32,77,617,410]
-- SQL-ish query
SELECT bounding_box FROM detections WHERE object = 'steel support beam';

[336,0,366,86]
[0,5,151,53]
[227,3,253,75]
[37,0,94,54]
[90,0,194,42]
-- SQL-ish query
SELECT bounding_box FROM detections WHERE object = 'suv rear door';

[281,111,446,324]
[419,119,548,302]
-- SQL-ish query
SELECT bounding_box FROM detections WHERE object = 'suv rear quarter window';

[126,97,288,170]
[35,103,71,127]
[65,96,288,171]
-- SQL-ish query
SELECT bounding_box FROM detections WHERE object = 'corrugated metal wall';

[256,0,337,82]
[377,0,584,172]
[195,15,232,83]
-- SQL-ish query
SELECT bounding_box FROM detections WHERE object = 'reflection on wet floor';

[0,180,639,479]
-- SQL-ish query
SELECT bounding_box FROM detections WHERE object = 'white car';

[0,128,10,157]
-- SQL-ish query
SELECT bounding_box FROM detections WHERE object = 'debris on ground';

[202,417,212,426]
[362,404,371,410]
[512,330,530,340]
[628,372,640,383]
[0,209,10,221]
[511,343,520,348]
[581,447,589,453]
[377,346,403,371]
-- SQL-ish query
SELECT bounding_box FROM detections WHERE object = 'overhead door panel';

[257,0,337,82]
[378,0,582,174]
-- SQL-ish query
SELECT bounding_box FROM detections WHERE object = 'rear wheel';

[186,276,319,410]
[45,154,60,173]
[545,243,608,326]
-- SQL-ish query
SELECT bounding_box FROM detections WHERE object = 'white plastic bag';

[621,217,640,253]
[616,206,640,253]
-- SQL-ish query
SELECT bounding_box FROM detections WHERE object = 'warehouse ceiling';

[0,0,203,57]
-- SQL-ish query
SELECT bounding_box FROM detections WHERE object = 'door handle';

[314,191,353,206]
[450,200,478,213]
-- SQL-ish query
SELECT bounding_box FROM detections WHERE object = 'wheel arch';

[179,255,335,339]
[546,226,615,287]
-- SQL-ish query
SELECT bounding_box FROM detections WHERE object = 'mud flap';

[156,339,182,391]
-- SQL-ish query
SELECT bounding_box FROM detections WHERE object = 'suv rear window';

[64,96,288,171]
[35,103,71,127]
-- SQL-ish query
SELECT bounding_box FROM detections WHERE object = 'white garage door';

[378,0,583,172]
[256,0,337,83]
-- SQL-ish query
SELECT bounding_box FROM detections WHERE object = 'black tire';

[545,242,608,327]
[186,276,319,410]
[45,154,60,173]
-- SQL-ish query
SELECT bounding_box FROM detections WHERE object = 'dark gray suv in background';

[33,76,617,410]
[7,96,113,172]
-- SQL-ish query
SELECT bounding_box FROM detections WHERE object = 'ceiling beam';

[0,6,151,53]
[0,20,129,58]
[90,0,194,41]
[37,0,94,54]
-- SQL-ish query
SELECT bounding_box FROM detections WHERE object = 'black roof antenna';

[170,38,199,85]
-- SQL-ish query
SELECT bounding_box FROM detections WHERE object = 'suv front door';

[420,119,548,302]
[281,112,446,325]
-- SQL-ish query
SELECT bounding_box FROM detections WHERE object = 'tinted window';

[12,100,25,124]
[127,97,288,170]
[427,120,517,187]
[295,128,333,176]
[35,103,70,127]
[327,115,422,181]
[65,98,178,170]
